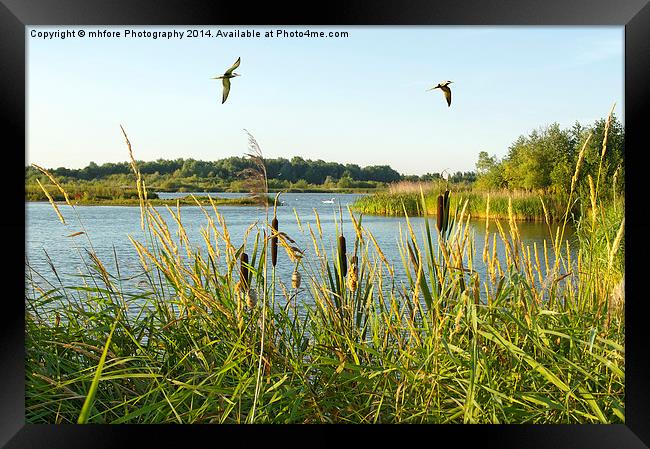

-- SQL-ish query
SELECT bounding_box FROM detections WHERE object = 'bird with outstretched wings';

[212,57,241,104]
[427,80,453,107]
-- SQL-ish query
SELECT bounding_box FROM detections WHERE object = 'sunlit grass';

[25,110,624,424]
[353,185,569,221]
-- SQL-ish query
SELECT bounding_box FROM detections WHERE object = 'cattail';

[347,255,358,291]
[246,288,257,308]
[436,193,444,232]
[240,252,250,290]
[338,235,347,277]
[271,216,279,267]
[292,270,301,289]
[54,312,60,328]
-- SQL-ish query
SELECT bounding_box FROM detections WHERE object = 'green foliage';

[337,174,353,188]
[26,156,404,189]
[475,151,506,189]
[25,106,625,424]
[24,109,624,424]
[474,115,624,197]
[26,179,624,423]
[25,182,158,202]
[353,186,568,221]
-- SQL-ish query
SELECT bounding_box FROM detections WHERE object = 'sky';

[26,26,623,175]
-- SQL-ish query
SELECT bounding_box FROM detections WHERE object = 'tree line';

[25,155,478,189]
[28,113,620,195]
[474,114,624,196]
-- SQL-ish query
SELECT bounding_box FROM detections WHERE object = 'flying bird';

[427,80,453,107]
[212,57,241,104]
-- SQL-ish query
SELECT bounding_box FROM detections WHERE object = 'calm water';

[26,193,574,307]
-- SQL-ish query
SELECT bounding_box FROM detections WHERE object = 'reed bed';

[353,187,568,221]
[26,183,153,202]
[26,182,273,207]
[26,113,624,424]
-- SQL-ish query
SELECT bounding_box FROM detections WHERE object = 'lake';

[26,193,575,308]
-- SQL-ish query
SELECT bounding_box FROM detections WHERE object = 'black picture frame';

[3,0,649,447]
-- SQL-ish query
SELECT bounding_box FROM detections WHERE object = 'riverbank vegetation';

[26,154,478,199]
[25,181,273,207]
[353,112,624,221]
[24,156,389,196]
[26,114,624,423]
[353,185,568,220]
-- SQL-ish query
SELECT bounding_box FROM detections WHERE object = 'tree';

[476,151,496,176]
[338,174,353,188]
[571,114,624,199]
[500,124,572,191]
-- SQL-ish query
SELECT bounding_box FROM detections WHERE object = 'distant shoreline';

[25,191,369,207]
[154,188,376,194]
[25,196,272,207]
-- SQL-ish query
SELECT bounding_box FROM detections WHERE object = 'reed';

[26,115,624,424]
[353,187,568,221]
[26,183,275,207]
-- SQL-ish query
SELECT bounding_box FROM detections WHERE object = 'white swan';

[322,197,336,204]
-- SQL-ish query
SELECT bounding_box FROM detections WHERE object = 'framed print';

[3,0,649,447]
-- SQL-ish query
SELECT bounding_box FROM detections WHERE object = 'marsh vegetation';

[353,112,624,222]
[25,110,624,424]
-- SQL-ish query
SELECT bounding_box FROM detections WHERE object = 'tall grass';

[26,113,623,423]
[354,186,568,221]
[25,182,154,202]
[25,181,275,207]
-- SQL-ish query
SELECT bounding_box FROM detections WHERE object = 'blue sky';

[27,26,623,175]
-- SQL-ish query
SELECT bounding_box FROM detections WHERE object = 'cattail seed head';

[338,235,347,277]
[246,288,257,309]
[271,216,279,267]
[292,270,301,289]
